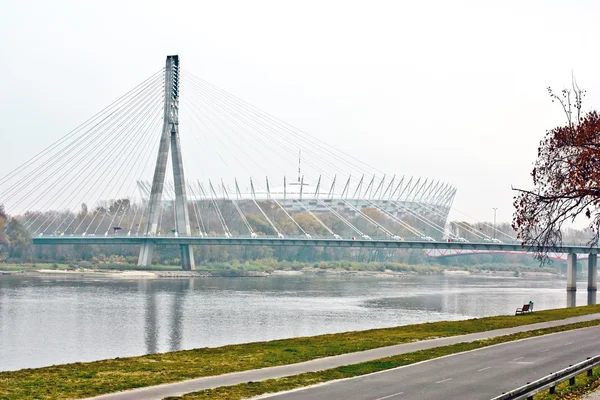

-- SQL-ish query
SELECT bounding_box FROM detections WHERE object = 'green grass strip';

[1,305,600,400]
[166,319,600,400]
[532,366,600,399]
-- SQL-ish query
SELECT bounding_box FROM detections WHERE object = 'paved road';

[260,326,600,400]
[87,313,600,400]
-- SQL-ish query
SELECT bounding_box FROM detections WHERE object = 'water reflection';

[143,281,158,354]
[141,279,190,354]
[588,290,597,306]
[169,280,187,352]
[567,291,577,308]
[567,289,598,307]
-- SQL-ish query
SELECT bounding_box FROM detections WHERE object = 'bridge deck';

[31,236,599,254]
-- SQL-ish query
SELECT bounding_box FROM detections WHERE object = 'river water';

[0,273,593,372]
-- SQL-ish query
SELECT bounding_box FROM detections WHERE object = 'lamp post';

[492,208,498,239]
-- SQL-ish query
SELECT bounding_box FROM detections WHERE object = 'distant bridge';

[425,248,593,261]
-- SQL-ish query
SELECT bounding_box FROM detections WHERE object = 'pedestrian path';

[583,389,600,399]
[87,313,600,400]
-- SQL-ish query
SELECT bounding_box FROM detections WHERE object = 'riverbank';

[0,268,212,278]
[1,305,599,400]
[0,268,561,279]
[0,260,564,279]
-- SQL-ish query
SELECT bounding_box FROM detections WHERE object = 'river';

[0,273,592,372]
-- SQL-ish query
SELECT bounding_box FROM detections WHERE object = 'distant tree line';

[0,205,31,260]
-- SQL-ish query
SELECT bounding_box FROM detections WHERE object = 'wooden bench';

[515,304,530,315]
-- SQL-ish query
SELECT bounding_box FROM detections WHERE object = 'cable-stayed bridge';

[1,54,598,292]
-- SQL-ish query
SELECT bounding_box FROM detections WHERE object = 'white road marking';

[540,349,550,352]
[565,342,574,346]
[512,357,524,361]
[478,367,492,371]
[374,392,405,400]
[435,378,453,384]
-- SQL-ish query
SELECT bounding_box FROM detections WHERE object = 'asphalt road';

[87,314,600,400]
[259,326,600,400]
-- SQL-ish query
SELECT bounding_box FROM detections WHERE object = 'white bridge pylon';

[138,55,195,270]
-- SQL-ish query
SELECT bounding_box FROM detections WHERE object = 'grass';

[533,366,600,399]
[1,305,600,400]
[165,320,600,400]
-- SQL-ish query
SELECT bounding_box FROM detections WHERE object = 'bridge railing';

[490,354,600,400]
[39,232,526,243]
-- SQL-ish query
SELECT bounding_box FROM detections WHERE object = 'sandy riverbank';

[0,267,563,279]
[2,269,211,278]
[0,265,564,279]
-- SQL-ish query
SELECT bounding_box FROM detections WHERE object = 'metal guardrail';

[491,355,600,400]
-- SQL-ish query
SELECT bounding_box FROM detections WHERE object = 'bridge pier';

[138,241,155,267]
[137,55,194,271]
[588,253,597,292]
[180,244,194,271]
[567,253,577,292]
[138,241,194,270]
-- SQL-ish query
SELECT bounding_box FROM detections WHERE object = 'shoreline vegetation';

[0,259,566,279]
[1,305,599,400]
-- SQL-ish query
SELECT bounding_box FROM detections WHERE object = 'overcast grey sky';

[1,0,599,225]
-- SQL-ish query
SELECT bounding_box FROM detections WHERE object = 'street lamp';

[492,208,498,239]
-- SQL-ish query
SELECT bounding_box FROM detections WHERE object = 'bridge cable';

[338,199,397,238]
[182,99,284,235]
[182,72,460,240]
[185,71,458,241]
[51,86,164,235]
[1,72,165,209]
[316,199,365,237]
[206,180,232,236]
[294,200,338,237]
[186,183,207,236]
[183,80,418,241]
[0,68,164,187]
[29,82,164,233]
[183,76,350,187]
[104,112,165,235]
[58,97,163,235]
[220,180,255,237]
[364,199,442,238]
[75,89,164,235]
[184,72,382,182]
[20,77,164,222]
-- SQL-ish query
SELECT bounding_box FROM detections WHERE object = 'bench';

[515,304,531,315]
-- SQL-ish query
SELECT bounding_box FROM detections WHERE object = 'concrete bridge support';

[588,254,597,292]
[139,240,155,268]
[138,55,194,270]
[567,253,577,292]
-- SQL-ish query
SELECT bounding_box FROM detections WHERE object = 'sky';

[1,0,600,225]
